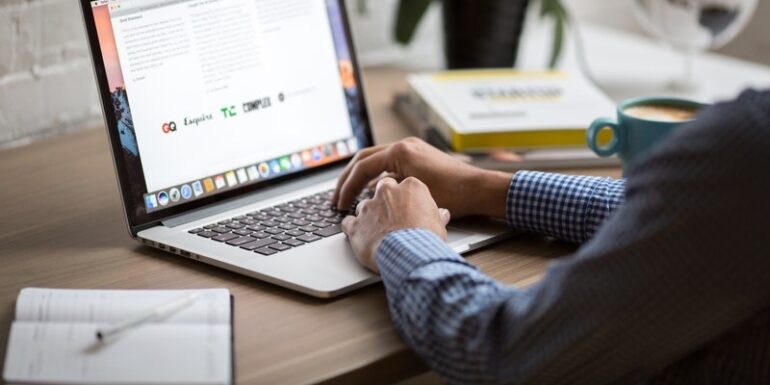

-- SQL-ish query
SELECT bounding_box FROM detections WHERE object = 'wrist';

[463,169,513,218]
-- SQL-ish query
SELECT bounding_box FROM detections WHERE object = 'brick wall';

[0,0,101,146]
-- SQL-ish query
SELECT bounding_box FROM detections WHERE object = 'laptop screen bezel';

[79,0,374,236]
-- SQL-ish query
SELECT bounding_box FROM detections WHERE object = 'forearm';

[377,229,522,384]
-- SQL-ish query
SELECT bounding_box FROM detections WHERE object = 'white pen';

[95,292,200,342]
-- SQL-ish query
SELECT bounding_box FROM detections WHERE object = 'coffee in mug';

[587,97,707,174]
[623,105,698,122]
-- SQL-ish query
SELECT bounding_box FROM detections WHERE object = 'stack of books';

[396,69,620,170]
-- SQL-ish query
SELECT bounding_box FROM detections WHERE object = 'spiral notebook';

[2,288,233,385]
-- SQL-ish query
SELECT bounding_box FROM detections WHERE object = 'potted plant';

[358,0,567,69]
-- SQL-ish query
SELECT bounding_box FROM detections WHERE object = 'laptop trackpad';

[447,227,476,244]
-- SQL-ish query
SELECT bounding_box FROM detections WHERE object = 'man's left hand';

[342,177,451,273]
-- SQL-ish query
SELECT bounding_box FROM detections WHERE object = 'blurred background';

[0,0,767,148]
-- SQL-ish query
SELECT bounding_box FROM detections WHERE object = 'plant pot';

[442,0,530,69]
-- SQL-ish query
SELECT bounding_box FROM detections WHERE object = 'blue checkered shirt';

[376,90,770,384]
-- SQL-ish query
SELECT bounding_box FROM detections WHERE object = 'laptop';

[80,0,513,298]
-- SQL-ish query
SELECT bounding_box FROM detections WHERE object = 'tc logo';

[161,121,177,134]
[221,106,237,118]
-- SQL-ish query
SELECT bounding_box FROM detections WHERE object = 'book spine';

[406,81,462,151]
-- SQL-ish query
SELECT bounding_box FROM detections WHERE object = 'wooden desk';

[0,68,620,385]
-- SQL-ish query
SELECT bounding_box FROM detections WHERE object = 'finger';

[374,176,398,196]
[355,199,370,216]
[439,208,452,225]
[367,172,400,190]
[333,144,387,204]
[337,150,394,210]
[342,215,356,235]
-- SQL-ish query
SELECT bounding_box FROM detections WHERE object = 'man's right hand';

[333,137,512,219]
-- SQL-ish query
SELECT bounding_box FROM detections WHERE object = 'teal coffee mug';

[587,97,707,173]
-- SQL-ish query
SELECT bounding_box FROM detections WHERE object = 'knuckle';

[402,176,421,185]
[391,140,413,156]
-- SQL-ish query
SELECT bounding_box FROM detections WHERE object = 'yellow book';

[406,69,615,152]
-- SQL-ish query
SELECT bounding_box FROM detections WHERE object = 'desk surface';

[0,68,620,385]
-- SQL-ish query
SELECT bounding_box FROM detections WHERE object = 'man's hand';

[342,177,451,273]
[333,137,512,219]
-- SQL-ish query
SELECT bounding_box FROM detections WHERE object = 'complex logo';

[243,96,272,113]
[161,121,177,134]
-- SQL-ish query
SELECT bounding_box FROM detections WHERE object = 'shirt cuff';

[376,228,470,289]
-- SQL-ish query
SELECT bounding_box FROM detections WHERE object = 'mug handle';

[587,118,622,157]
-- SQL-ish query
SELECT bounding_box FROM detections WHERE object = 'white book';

[407,69,616,151]
[3,288,233,385]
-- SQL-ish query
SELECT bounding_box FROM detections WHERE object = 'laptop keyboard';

[187,189,368,256]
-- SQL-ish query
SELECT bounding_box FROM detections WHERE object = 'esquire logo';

[161,113,214,134]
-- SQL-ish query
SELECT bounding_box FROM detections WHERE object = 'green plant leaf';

[394,0,434,45]
[541,0,568,68]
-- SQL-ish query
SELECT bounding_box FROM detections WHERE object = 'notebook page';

[15,288,230,325]
[3,322,231,385]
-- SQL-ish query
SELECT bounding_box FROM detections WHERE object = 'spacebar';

[314,224,342,237]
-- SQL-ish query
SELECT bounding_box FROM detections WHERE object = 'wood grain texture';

[0,67,621,384]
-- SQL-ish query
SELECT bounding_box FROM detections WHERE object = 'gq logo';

[161,121,177,134]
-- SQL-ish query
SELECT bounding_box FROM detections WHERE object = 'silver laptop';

[80,0,513,298]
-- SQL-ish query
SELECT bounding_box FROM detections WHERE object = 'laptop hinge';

[161,166,344,228]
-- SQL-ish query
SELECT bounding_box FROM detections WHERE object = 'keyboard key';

[252,214,270,221]
[314,224,342,237]
[265,228,283,235]
[212,227,231,234]
[299,226,319,233]
[306,215,323,222]
[272,234,291,241]
[247,225,266,232]
[312,222,331,228]
[287,212,304,219]
[261,221,279,228]
[325,217,342,224]
[239,218,258,225]
[284,239,305,247]
[197,231,218,238]
[250,232,270,239]
[265,210,283,217]
[278,223,297,230]
[255,247,277,256]
[204,224,217,229]
[226,236,255,246]
[234,215,246,220]
[212,233,239,242]
[286,230,306,237]
[233,229,253,236]
[269,243,291,251]
[244,238,277,249]
[218,220,232,225]
[292,219,310,226]
[226,223,245,229]
[274,217,291,224]
[297,234,322,243]
[188,228,204,234]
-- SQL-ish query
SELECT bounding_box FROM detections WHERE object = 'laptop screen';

[86,0,370,224]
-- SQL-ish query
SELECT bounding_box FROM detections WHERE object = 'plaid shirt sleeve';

[375,173,624,384]
[377,228,529,384]
[507,171,626,244]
